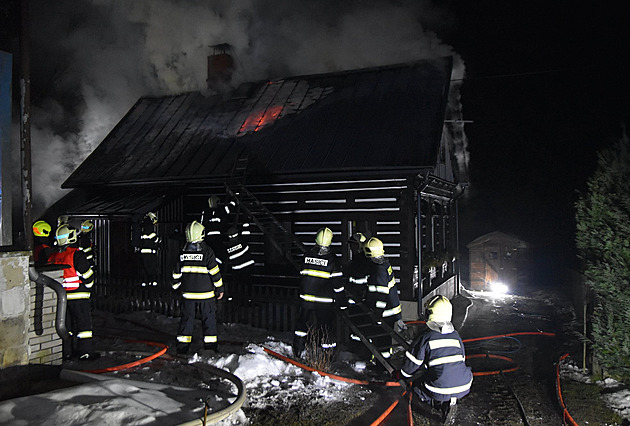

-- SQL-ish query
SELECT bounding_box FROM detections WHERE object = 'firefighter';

[78,220,95,268]
[171,220,224,354]
[223,225,255,273]
[292,227,345,358]
[138,212,160,286]
[343,232,372,353]
[47,224,99,361]
[33,220,53,264]
[398,295,473,421]
[362,237,406,361]
[200,195,233,257]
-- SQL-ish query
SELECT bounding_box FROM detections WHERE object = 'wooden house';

[467,231,530,292]
[47,56,467,329]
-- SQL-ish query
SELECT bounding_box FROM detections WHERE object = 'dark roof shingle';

[63,56,453,188]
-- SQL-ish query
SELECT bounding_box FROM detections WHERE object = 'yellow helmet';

[146,212,158,224]
[349,232,366,244]
[185,220,205,243]
[33,220,51,237]
[55,225,78,246]
[315,227,333,247]
[363,237,384,258]
[425,295,453,322]
[80,220,94,233]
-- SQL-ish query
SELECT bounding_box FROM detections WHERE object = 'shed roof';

[467,231,530,249]
[63,56,453,188]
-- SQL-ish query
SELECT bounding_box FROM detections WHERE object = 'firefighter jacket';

[172,242,224,300]
[47,246,95,300]
[221,227,254,271]
[299,246,344,306]
[343,253,371,304]
[401,324,473,401]
[364,258,402,321]
[201,200,235,239]
[78,233,94,264]
[139,217,159,254]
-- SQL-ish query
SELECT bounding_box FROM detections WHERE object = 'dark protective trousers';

[293,302,336,355]
[177,298,217,349]
[66,299,94,356]
[140,253,158,284]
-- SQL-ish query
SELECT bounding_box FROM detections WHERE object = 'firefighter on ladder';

[47,224,100,361]
[397,295,473,422]
[292,227,345,358]
[362,237,406,362]
[171,220,224,354]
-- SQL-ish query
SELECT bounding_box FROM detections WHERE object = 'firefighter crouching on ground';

[47,224,100,361]
[397,295,473,420]
[171,221,224,354]
[363,237,406,361]
[292,227,345,358]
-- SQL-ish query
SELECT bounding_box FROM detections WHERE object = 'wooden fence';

[92,275,300,332]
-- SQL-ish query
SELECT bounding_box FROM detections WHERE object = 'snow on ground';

[1,290,629,424]
[560,358,630,421]
[0,315,373,425]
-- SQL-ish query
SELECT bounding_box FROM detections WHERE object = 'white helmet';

[55,225,78,246]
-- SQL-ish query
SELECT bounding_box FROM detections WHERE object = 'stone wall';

[28,270,64,365]
[0,252,31,368]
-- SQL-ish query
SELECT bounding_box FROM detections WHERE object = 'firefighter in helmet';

[200,195,233,257]
[292,227,345,358]
[47,224,99,360]
[343,232,373,354]
[78,220,95,268]
[138,212,160,286]
[33,220,53,264]
[171,220,224,354]
[362,237,406,361]
[398,295,473,421]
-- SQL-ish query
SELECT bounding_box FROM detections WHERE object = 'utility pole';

[20,0,33,251]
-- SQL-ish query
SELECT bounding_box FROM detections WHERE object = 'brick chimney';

[207,43,234,91]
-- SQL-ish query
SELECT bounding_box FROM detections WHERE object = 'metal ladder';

[339,296,412,374]
[224,155,307,272]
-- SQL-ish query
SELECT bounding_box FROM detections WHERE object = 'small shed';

[467,231,530,292]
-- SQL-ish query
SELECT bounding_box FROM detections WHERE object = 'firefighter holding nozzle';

[395,295,473,421]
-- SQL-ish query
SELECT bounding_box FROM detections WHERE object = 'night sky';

[2,1,629,286]
[445,2,630,286]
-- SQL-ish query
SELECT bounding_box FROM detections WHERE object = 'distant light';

[490,281,509,294]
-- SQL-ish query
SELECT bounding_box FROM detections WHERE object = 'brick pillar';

[0,252,31,368]
[28,270,64,365]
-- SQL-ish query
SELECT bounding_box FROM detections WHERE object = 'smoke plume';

[29,0,467,216]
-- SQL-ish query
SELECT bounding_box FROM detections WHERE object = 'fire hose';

[264,329,580,426]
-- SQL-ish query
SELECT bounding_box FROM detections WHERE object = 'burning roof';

[63,56,453,188]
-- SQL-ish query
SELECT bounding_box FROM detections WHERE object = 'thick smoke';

[29,0,467,216]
